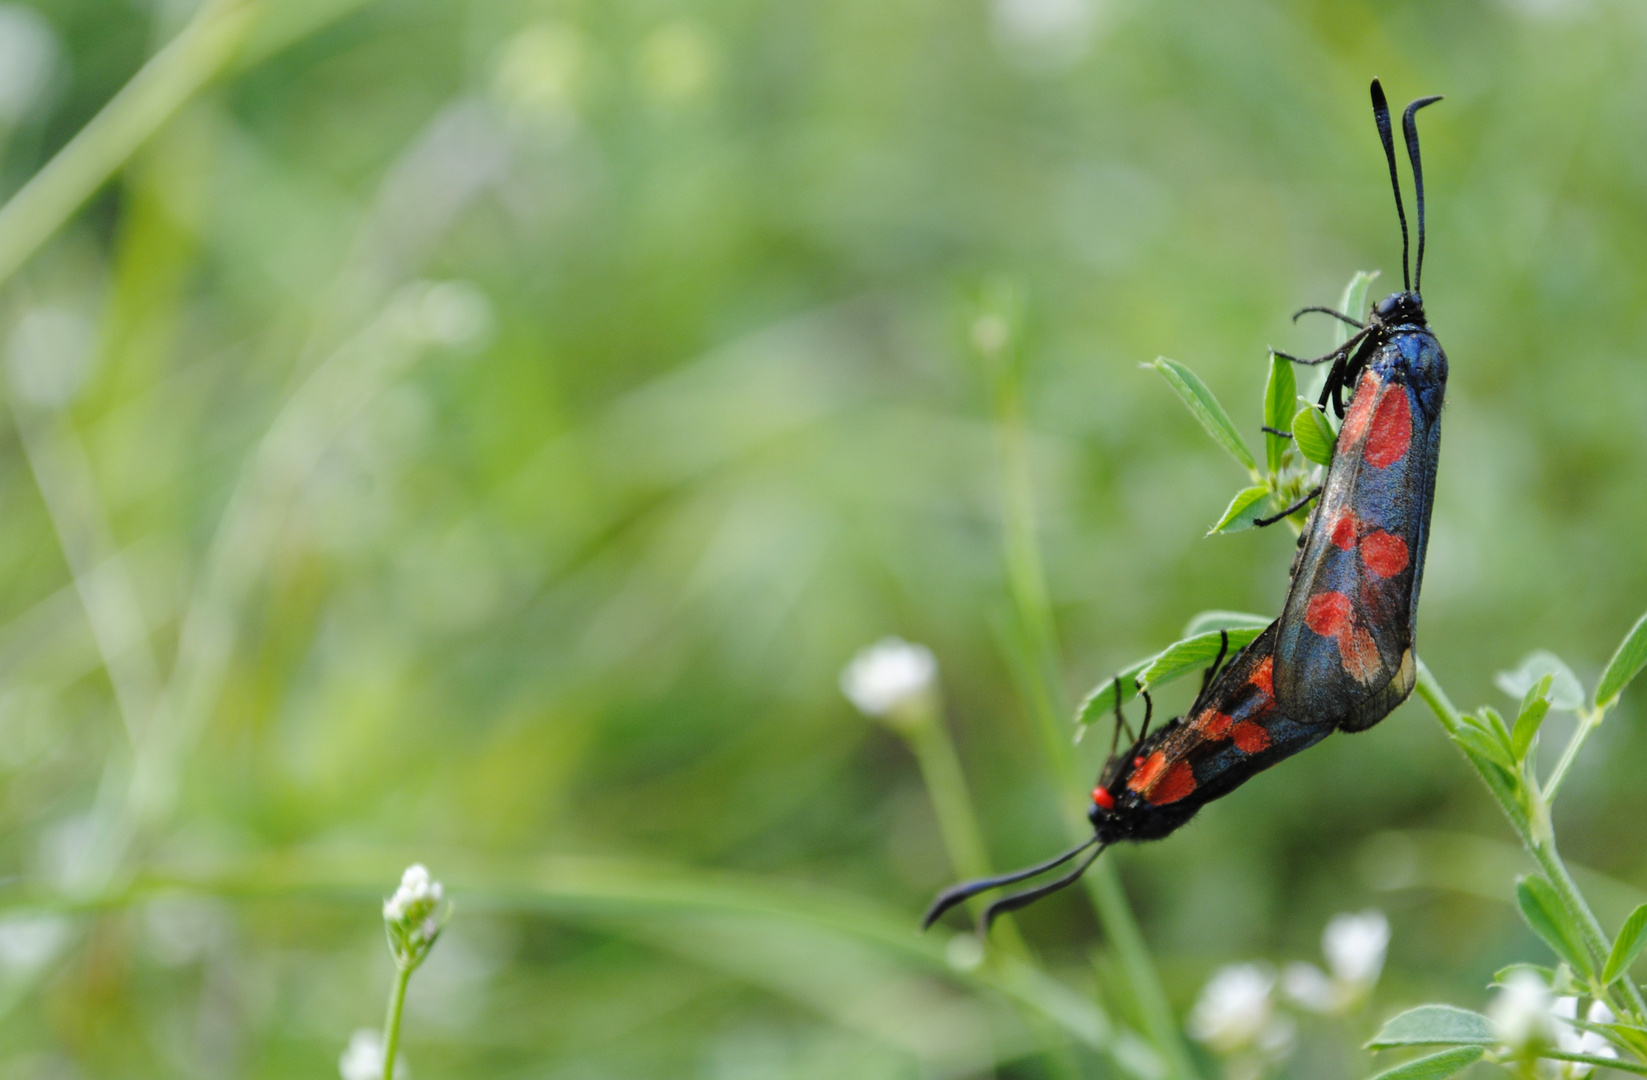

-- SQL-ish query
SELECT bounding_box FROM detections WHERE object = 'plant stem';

[0,0,259,290]
[1541,706,1601,804]
[980,316,1199,1080]
[381,962,411,1080]
[1413,661,1647,1022]
[905,711,993,882]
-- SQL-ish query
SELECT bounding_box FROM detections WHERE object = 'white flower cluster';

[383,864,449,969]
[1488,971,1618,1077]
[339,1028,407,1080]
[839,637,938,728]
[1190,909,1390,1077]
[1281,909,1389,1014]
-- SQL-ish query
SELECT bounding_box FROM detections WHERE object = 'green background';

[0,0,1643,1075]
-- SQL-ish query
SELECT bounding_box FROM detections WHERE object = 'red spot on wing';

[1305,591,1352,637]
[1196,709,1234,739]
[1361,530,1410,578]
[1337,372,1384,448]
[1340,625,1382,682]
[1231,720,1271,753]
[1249,656,1273,697]
[1128,751,1165,793]
[1329,509,1361,550]
[1304,590,1382,685]
[1146,761,1197,806]
[1091,786,1115,810]
[1365,389,1413,469]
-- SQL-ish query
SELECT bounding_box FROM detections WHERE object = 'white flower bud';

[1553,997,1618,1078]
[382,863,450,969]
[1189,963,1276,1054]
[1322,909,1389,990]
[1490,970,1556,1055]
[339,1029,407,1080]
[839,638,938,725]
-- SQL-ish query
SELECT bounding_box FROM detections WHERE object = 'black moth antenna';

[1369,79,1411,293]
[1403,93,1443,294]
[1370,78,1444,296]
[920,837,1100,931]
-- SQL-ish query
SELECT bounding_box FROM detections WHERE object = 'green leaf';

[1478,706,1513,750]
[1367,1004,1497,1048]
[1496,651,1585,712]
[1596,611,1647,711]
[1448,736,1531,834]
[1368,1046,1486,1080]
[1075,624,1267,727]
[1603,903,1647,985]
[1517,875,1594,977]
[1146,357,1257,473]
[1452,723,1517,774]
[1293,402,1337,467]
[1336,270,1380,347]
[1183,610,1272,637]
[1209,484,1273,535]
[1491,962,1554,988]
[1135,627,1267,690]
[1511,675,1554,762]
[1263,352,1296,475]
[1073,658,1154,729]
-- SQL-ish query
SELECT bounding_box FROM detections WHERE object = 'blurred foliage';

[0,0,1644,1076]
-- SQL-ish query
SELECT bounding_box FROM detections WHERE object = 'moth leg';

[1253,485,1323,529]
[1260,425,1293,438]
[1135,689,1154,745]
[1273,325,1371,367]
[1292,305,1367,329]
[1199,629,1231,696]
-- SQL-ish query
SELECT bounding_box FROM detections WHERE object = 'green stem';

[381,962,412,1080]
[905,712,993,881]
[0,0,259,290]
[981,319,1199,1080]
[1541,707,1601,804]
[1534,1049,1647,1076]
[1413,661,1647,1022]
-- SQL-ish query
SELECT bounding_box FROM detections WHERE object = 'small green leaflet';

[1074,623,1267,727]
[1146,357,1257,473]
[1263,352,1295,475]
[1366,1005,1497,1048]
[1517,874,1594,977]
[1183,610,1271,637]
[1292,402,1337,467]
[1209,484,1272,534]
[1495,651,1585,711]
[1368,1046,1485,1080]
[1336,270,1379,347]
[1135,627,1266,689]
[1595,611,1647,711]
[1510,674,1553,761]
[1603,903,1647,986]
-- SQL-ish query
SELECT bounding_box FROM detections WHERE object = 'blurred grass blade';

[1183,611,1271,636]
[1491,963,1555,987]
[1075,624,1267,727]
[1263,353,1295,475]
[1366,1004,1497,1048]
[1510,675,1553,761]
[1604,904,1647,986]
[1495,651,1585,711]
[1292,403,1336,466]
[1135,627,1266,691]
[1145,357,1256,473]
[1208,484,1271,535]
[1335,270,1379,347]
[1595,612,1647,711]
[0,0,261,289]
[1518,874,1594,976]
[1368,1046,1485,1080]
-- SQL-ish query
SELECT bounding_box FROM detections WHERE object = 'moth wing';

[1275,359,1440,727]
